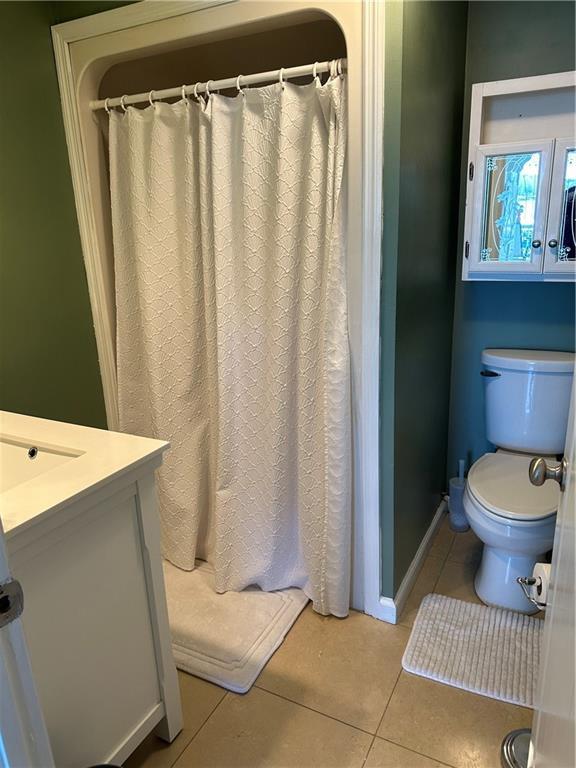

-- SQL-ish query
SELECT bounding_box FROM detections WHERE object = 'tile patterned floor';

[124,516,532,768]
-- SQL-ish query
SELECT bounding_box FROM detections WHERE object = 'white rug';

[162,560,308,693]
[402,594,543,707]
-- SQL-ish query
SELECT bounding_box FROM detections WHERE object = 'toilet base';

[475,545,543,614]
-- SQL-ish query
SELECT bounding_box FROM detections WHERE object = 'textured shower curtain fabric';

[109,78,350,617]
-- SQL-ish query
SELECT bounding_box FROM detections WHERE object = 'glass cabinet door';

[544,138,576,275]
[469,140,553,273]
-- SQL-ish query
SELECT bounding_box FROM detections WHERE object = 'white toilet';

[464,348,575,614]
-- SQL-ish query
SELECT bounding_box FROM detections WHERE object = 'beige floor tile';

[428,516,456,560]
[173,687,372,767]
[378,673,532,768]
[364,737,448,768]
[398,556,445,628]
[447,529,483,567]
[178,670,226,731]
[255,605,410,733]
[123,672,225,767]
[434,559,482,604]
[123,730,194,768]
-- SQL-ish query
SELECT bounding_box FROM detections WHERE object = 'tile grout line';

[380,526,489,768]
[249,682,404,768]
[360,735,377,768]
[431,560,445,593]
[361,664,450,768]
[432,528,457,591]
[367,523,449,766]
[436,531,484,600]
[409,524,480,624]
[170,690,229,767]
[357,684,396,765]
[358,649,408,767]
[357,666,410,768]
[252,623,412,739]
[164,732,195,768]
[440,525,457,566]
[375,735,459,768]
[397,523,455,628]
[373,663,403,734]
[374,736,456,768]
[252,682,387,737]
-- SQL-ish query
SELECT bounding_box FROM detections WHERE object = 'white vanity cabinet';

[462,71,576,281]
[0,412,182,768]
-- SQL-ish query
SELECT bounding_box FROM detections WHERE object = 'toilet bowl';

[463,347,574,613]
[463,452,558,613]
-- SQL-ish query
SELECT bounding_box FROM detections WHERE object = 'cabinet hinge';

[468,162,474,181]
[465,241,470,259]
[0,578,24,629]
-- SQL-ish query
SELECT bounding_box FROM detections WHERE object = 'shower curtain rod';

[90,58,347,111]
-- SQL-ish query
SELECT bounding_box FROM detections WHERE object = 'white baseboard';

[367,499,448,624]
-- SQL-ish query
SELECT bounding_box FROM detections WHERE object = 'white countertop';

[0,411,168,537]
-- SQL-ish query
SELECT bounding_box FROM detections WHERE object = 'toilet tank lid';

[482,349,575,373]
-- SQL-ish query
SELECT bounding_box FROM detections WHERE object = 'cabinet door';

[469,140,553,274]
[543,138,576,275]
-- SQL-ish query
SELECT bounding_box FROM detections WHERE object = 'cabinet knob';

[548,239,558,248]
[531,240,542,249]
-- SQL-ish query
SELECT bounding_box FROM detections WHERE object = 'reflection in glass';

[480,152,540,263]
[559,148,576,262]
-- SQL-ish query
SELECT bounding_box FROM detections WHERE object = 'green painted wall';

[447,1,576,478]
[0,2,107,427]
[380,1,468,596]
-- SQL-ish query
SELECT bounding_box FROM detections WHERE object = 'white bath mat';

[402,594,543,707]
[162,560,308,693]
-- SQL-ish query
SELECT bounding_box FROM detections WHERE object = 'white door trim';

[361,0,386,620]
[0,518,54,768]
[51,0,384,617]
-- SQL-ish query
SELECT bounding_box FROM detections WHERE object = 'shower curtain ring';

[312,62,320,85]
[236,74,245,96]
[193,83,200,101]
[205,80,213,98]
[337,58,343,76]
[279,67,285,90]
[104,98,111,115]
[148,90,156,107]
[181,85,189,104]
[120,95,128,112]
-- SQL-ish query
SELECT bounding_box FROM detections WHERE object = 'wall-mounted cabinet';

[462,71,576,281]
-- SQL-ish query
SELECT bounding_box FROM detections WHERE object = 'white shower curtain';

[109,77,350,616]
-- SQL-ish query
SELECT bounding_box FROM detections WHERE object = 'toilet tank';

[482,349,575,454]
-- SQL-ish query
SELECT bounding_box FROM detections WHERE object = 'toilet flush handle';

[529,456,567,492]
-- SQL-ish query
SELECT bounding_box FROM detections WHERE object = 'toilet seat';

[467,452,559,523]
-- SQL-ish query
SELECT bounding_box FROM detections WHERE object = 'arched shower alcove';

[53,0,384,617]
